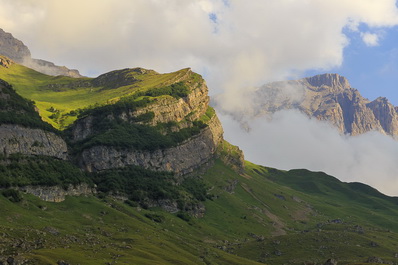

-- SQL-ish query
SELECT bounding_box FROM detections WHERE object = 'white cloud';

[361,32,380,46]
[220,110,398,196]
[1,0,398,95]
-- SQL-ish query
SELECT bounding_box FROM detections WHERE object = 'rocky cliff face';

[0,78,68,159]
[0,28,30,62]
[0,124,68,159]
[68,68,231,175]
[71,68,209,141]
[80,115,224,175]
[0,28,82,78]
[251,73,398,137]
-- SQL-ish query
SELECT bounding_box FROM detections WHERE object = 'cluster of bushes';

[181,177,209,201]
[92,166,179,201]
[1,189,22,202]
[0,155,90,188]
[0,81,55,132]
[92,166,209,209]
[76,82,190,121]
[72,115,207,152]
[143,82,190,99]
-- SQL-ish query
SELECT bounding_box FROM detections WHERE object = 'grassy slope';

[2,159,398,264]
[0,63,188,129]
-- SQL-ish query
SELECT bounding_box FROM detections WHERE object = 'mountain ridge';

[0,28,82,78]
[250,73,398,137]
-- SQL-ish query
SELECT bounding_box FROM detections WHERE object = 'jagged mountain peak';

[305,73,351,90]
[245,73,398,137]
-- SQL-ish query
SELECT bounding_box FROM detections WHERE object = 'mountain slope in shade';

[0,28,82,78]
[251,73,398,138]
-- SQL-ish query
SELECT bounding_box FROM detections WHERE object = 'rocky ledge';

[18,184,95,202]
[71,68,209,141]
[79,115,224,175]
[0,124,68,159]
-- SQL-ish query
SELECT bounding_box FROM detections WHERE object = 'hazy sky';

[3,0,398,195]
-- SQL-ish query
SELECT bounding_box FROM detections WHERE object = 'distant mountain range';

[0,28,82,78]
[248,73,398,138]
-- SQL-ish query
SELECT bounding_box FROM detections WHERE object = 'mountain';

[0,28,82,78]
[250,73,398,137]
[2,60,398,264]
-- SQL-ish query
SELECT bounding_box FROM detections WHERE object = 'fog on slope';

[219,110,398,196]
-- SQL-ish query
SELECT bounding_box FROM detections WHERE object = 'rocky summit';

[251,73,398,138]
[0,28,82,77]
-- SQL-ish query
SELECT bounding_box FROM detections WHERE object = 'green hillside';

[2,158,398,264]
[1,60,398,264]
[0,60,193,129]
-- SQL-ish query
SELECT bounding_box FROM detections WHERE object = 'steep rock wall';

[79,115,224,175]
[71,70,209,141]
[249,73,398,138]
[132,81,209,126]
[0,124,68,159]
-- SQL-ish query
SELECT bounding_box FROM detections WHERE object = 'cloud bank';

[220,110,398,196]
[1,0,398,102]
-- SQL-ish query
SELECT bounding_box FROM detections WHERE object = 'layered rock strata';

[251,73,398,137]
[71,68,209,141]
[80,115,224,175]
[0,124,68,159]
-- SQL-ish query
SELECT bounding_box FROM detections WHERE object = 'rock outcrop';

[18,184,95,202]
[0,78,68,159]
[250,73,398,138]
[0,56,13,68]
[0,28,30,62]
[80,115,224,175]
[0,28,82,77]
[0,124,68,160]
[71,68,209,141]
[72,69,228,175]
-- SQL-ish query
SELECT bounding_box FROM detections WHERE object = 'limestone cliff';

[0,28,82,77]
[0,79,68,159]
[71,68,209,141]
[79,115,224,175]
[0,124,68,159]
[70,68,229,175]
[250,73,398,137]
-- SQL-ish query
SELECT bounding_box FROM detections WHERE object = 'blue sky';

[305,24,398,105]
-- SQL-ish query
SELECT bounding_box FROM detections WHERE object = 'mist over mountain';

[217,73,398,196]
[0,28,82,78]
[223,73,398,138]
